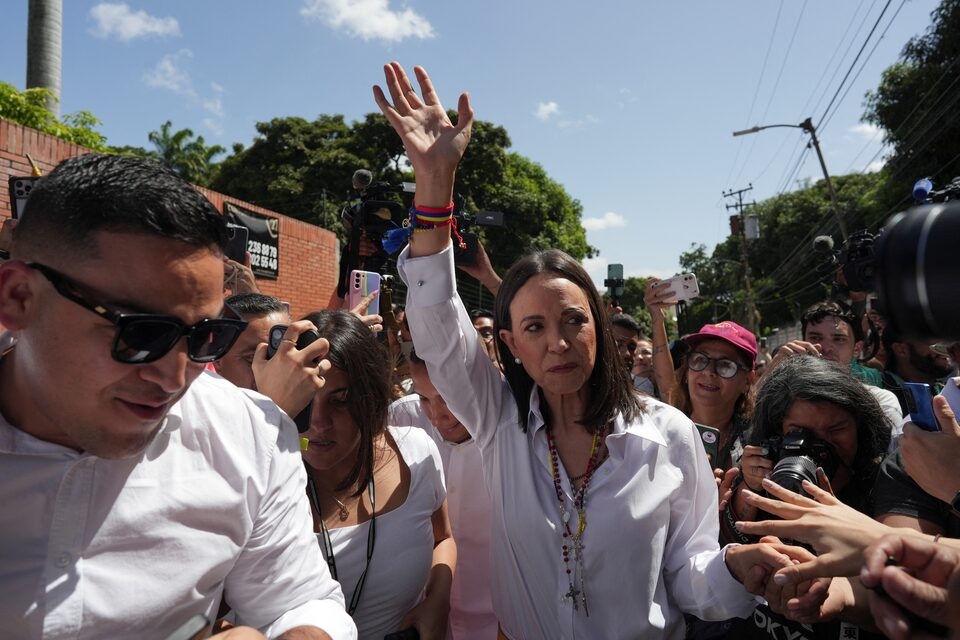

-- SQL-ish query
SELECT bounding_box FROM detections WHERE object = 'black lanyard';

[307,475,377,616]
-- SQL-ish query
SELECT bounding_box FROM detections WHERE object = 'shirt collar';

[525,384,667,448]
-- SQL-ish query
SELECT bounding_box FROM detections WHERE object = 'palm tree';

[26,0,62,118]
[148,121,225,186]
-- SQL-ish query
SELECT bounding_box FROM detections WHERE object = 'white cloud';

[582,257,608,292]
[201,83,224,118]
[534,101,560,121]
[144,50,193,94]
[582,211,627,231]
[89,3,180,41]
[865,159,886,173]
[300,0,434,43]
[850,122,881,139]
[202,118,225,136]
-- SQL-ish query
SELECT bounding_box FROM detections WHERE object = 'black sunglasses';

[687,351,749,379]
[29,262,248,364]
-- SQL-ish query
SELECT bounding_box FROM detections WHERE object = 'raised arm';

[372,62,473,258]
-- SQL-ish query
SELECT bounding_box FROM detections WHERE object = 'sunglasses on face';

[687,351,748,379]
[29,262,248,364]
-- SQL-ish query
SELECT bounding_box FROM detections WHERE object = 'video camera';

[813,176,960,340]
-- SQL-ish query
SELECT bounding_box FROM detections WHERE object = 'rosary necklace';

[546,427,604,616]
[332,495,350,521]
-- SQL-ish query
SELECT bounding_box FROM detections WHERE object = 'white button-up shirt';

[399,246,756,640]
[0,368,356,640]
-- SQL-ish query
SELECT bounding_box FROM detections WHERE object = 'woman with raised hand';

[376,61,800,639]
[299,310,455,640]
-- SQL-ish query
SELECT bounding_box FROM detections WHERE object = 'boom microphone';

[813,235,835,254]
[352,169,374,192]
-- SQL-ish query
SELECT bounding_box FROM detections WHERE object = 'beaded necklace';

[546,427,604,616]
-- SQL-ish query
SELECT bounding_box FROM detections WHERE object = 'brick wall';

[0,119,339,318]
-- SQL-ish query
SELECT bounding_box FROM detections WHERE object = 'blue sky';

[1,0,941,288]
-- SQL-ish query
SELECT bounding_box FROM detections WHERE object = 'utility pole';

[722,185,759,335]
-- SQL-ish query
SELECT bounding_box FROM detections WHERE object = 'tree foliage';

[864,0,960,216]
[148,120,225,186]
[210,111,594,278]
[0,82,108,151]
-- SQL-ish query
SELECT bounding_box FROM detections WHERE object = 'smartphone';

[452,231,479,266]
[266,324,321,359]
[8,175,39,219]
[903,382,940,432]
[224,223,249,263]
[695,423,721,465]
[164,614,209,640]
[348,269,381,317]
[662,273,700,301]
[605,263,624,299]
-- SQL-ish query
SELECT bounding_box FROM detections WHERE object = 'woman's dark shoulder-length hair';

[493,248,644,433]
[302,310,392,495]
[748,355,891,512]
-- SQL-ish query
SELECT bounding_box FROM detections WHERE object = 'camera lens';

[876,202,960,340]
[768,455,819,498]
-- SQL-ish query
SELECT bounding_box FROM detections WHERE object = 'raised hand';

[373,62,473,207]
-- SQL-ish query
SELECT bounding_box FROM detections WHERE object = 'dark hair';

[494,249,644,432]
[12,154,226,261]
[748,355,891,513]
[225,293,286,318]
[610,313,642,336]
[801,300,863,342]
[880,325,904,372]
[302,310,391,496]
[469,308,494,322]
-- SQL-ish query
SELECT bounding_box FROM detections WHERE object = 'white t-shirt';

[399,246,756,640]
[389,395,498,640]
[0,366,356,640]
[322,426,445,640]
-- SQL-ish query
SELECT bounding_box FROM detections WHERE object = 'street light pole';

[733,118,848,241]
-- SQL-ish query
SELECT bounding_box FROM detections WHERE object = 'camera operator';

[768,301,903,448]
[726,355,891,638]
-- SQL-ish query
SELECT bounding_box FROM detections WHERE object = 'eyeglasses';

[476,327,495,341]
[29,262,248,364]
[687,351,749,379]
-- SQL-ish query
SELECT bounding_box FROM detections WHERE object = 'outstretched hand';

[373,62,473,207]
[736,477,894,583]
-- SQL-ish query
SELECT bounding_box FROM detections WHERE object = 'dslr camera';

[759,428,840,497]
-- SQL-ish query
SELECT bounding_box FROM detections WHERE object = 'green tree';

[0,81,108,151]
[148,120,225,186]
[864,0,960,216]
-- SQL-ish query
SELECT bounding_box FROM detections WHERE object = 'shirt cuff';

[397,244,457,308]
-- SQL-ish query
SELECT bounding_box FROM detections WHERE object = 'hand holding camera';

[252,321,329,421]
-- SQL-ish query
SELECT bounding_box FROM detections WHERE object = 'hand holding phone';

[347,270,381,317]
[661,273,700,302]
[903,382,940,432]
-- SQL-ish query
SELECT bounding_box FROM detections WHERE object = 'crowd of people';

[1,60,960,640]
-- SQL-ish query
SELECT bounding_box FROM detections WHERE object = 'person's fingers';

[814,468,835,496]
[350,290,380,315]
[867,589,912,640]
[879,566,951,626]
[301,337,330,365]
[414,65,439,106]
[933,395,960,434]
[253,341,270,363]
[385,61,412,114]
[763,477,834,507]
[456,92,474,137]
[742,564,769,596]
[735,517,797,539]
[740,488,807,520]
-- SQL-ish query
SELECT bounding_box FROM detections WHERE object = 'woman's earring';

[514,357,521,365]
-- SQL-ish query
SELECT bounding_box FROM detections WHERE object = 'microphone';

[813,235,835,254]
[352,169,374,192]
[912,178,933,203]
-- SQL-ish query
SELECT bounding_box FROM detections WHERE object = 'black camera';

[760,429,840,497]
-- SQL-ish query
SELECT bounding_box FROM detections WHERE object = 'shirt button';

[417,280,424,287]
[54,552,72,568]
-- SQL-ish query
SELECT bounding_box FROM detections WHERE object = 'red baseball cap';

[683,321,758,367]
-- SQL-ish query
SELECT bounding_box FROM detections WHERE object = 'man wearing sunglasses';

[0,155,355,639]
